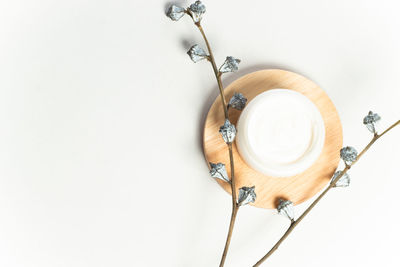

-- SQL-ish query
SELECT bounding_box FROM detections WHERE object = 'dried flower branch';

[165,2,248,266]
[253,119,400,267]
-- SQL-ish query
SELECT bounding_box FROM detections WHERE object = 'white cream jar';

[235,89,325,177]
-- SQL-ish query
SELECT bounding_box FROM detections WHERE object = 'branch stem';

[219,199,239,267]
[218,143,239,267]
[253,119,400,267]
[194,22,238,267]
[196,23,228,119]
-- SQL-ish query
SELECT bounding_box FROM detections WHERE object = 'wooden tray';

[203,69,343,209]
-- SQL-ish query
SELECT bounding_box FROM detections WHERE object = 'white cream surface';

[236,89,325,177]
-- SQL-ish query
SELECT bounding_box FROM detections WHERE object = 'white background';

[1,0,400,266]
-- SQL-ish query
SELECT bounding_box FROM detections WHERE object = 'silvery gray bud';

[219,119,236,143]
[331,171,350,188]
[363,111,381,134]
[238,186,256,206]
[277,199,294,222]
[209,162,230,183]
[188,1,206,23]
[187,44,208,63]
[166,5,186,21]
[219,56,241,73]
[340,146,358,165]
[228,93,247,111]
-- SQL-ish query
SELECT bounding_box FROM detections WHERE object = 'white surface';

[0,1,399,267]
[236,89,325,177]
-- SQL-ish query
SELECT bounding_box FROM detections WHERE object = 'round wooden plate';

[203,69,343,209]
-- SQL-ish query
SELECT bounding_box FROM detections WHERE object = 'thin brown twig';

[218,142,239,267]
[253,119,400,267]
[196,23,228,119]
[194,22,239,267]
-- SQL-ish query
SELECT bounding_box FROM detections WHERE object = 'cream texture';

[236,89,325,177]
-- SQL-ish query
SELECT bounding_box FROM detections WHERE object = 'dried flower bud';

[166,5,186,21]
[331,171,350,187]
[363,111,381,134]
[238,186,256,206]
[209,162,230,183]
[340,146,358,165]
[188,1,206,23]
[187,44,208,63]
[277,199,294,222]
[219,56,241,73]
[228,93,247,111]
[219,119,236,143]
